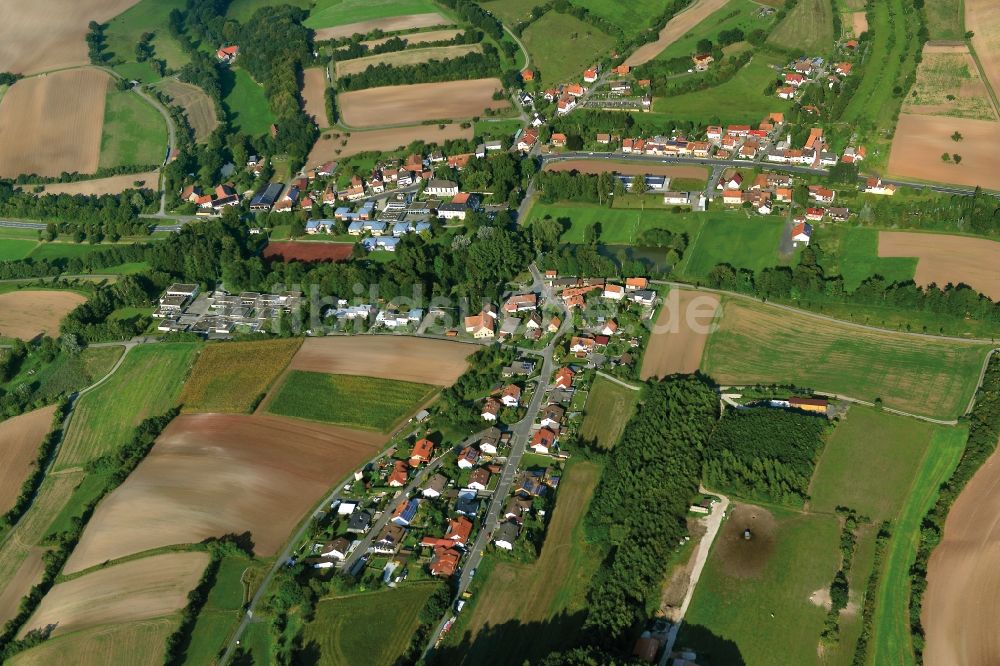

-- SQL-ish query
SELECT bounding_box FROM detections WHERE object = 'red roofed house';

[565,83,586,97]
[465,311,495,339]
[551,133,568,147]
[445,516,473,544]
[778,86,796,100]
[387,460,409,487]
[481,397,501,422]
[500,384,521,408]
[428,546,462,577]
[583,67,598,83]
[216,45,239,63]
[503,293,537,313]
[601,319,618,336]
[521,69,534,82]
[805,207,826,221]
[723,189,744,205]
[530,427,557,454]
[845,39,859,49]
[625,276,649,290]
[409,439,434,468]
[792,221,813,246]
[603,284,625,300]
[835,62,853,76]
[554,367,575,389]
[785,72,805,87]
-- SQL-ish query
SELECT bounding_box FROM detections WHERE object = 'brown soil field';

[363,28,462,48]
[0,290,88,340]
[40,171,160,196]
[335,44,481,78]
[847,11,867,36]
[262,241,354,263]
[0,0,139,74]
[545,159,708,181]
[21,552,209,638]
[314,13,451,41]
[302,67,330,128]
[338,78,509,128]
[9,617,177,666]
[0,548,45,626]
[289,336,472,386]
[451,462,601,664]
[63,414,387,573]
[711,503,777,579]
[923,444,1000,666]
[641,291,720,379]
[0,405,57,513]
[887,114,1000,189]
[157,79,218,141]
[878,231,1000,299]
[966,0,1000,108]
[0,69,110,178]
[624,0,731,67]
[904,45,997,120]
[308,123,472,165]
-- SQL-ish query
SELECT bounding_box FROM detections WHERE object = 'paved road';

[422,262,572,656]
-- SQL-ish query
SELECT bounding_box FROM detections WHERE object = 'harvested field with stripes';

[338,79,508,128]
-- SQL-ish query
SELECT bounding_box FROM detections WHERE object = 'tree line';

[336,45,502,91]
[0,183,156,238]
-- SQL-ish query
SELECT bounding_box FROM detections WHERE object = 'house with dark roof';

[494,521,521,550]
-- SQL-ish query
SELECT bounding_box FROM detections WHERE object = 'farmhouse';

[503,293,537,313]
[789,396,829,414]
[216,45,239,63]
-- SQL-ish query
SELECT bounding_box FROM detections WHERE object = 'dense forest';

[702,408,828,505]
[0,185,156,240]
[584,376,718,641]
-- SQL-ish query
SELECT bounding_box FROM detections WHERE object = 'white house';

[792,221,813,246]
[603,284,625,300]
[425,179,459,196]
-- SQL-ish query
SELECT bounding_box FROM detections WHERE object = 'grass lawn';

[303,584,441,665]
[1,345,124,405]
[700,298,990,420]
[179,339,302,413]
[924,0,964,40]
[813,226,917,291]
[680,212,787,278]
[0,239,38,261]
[43,471,112,539]
[0,227,41,240]
[653,51,789,123]
[526,201,704,245]
[475,118,524,142]
[522,12,615,85]
[26,243,110,261]
[479,0,540,25]
[569,0,668,36]
[98,89,168,169]
[679,504,842,665]
[869,426,966,665]
[222,68,276,137]
[808,406,943,520]
[267,370,436,431]
[579,375,640,449]
[228,0,311,21]
[305,0,441,29]
[767,0,835,52]
[184,556,256,664]
[656,0,776,61]
[55,343,198,469]
[105,0,189,83]
[439,461,605,665]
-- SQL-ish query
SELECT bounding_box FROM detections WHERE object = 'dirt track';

[63,414,387,573]
[40,171,160,196]
[289,336,471,386]
[20,552,208,638]
[0,405,56,513]
[314,13,450,41]
[966,0,1000,109]
[624,0,731,67]
[308,124,472,165]
[338,79,508,128]
[878,231,1000,299]
[0,290,88,339]
[887,114,1000,189]
[923,443,1000,665]
[0,69,109,178]
[545,160,708,181]
[302,68,329,128]
[641,291,719,379]
[0,0,138,74]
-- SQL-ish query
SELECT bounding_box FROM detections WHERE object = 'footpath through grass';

[267,370,436,431]
[302,583,442,665]
[55,343,198,469]
[869,426,966,666]
[701,299,990,420]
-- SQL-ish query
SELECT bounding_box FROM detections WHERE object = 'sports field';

[579,376,640,449]
[98,88,168,168]
[869,427,966,665]
[303,584,441,665]
[522,12,615,84]
[767,0,834,52]
[56,343,198,469]
[652,52,790,122]
[179,338,302,413]
[222,68,276,137]
[700,299,989,419]
[678,504,843,665]
[442,461,604,664]
[809,406,944,521]
[267,371,436,431]
[305,0,440,29]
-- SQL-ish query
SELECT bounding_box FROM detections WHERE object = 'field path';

[624,0,731,67]
[594,370,642,391]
